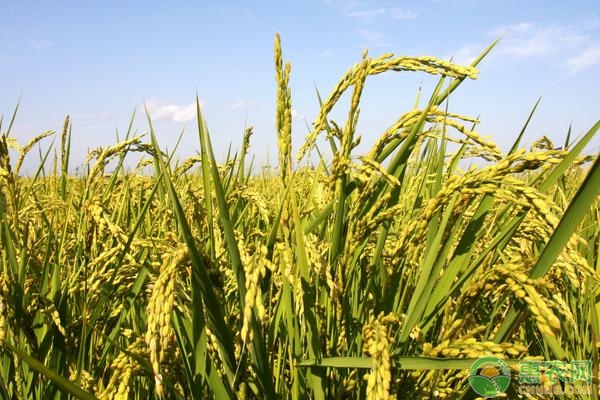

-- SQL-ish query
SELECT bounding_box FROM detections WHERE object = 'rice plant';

[0,34,598,399]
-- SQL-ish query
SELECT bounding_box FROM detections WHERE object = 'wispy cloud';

[327,1,417,49]
[344,7,385,19]
[145,101,201,123]
[565,45,600,74]
[447,44,481,65]
[327,0,417,22]
[451,21,600,74]
[291,109,307,124]
[389,7,418,20]
[99,111,115,121]
[492,22,588,58]
[291,109,304,120]
[228,100,256,111]
[344,6,416,21]
[493,22,600,74]
[26,38,54,49]
[357,29,390,48]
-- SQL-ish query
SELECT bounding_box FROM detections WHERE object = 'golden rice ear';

[297,54,479,161]
[14,130,55,175]
[4,136,21,152]
[274,33,292,183]
[362,312,399,400]
[146,247,188,398]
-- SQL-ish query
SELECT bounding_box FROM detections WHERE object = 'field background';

[1,33,599,399]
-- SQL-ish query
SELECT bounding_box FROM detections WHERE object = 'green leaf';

[299,356,519,370]
[5,342,97,400]
[495,149,600,343]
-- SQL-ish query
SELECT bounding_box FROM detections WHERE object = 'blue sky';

[1,1,599,171]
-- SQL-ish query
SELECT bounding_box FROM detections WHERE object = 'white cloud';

[493,22,533,35]
[448,44,481,65]
[344,7,386,19]
[99,111,115,121]
[291,109,305,122]
[357,29,390,48]
[229,101,246,111]
[389,7,418,20]
[345,6,417,21]
[331,0,417,22]
[565,45,600,74]
[26,38,54,49]
[492,22,588,58]
[228,100,256,111]
[145,101,200,123]
[452,21,600,75]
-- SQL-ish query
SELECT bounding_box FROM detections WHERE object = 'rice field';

[0,35,599,399]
